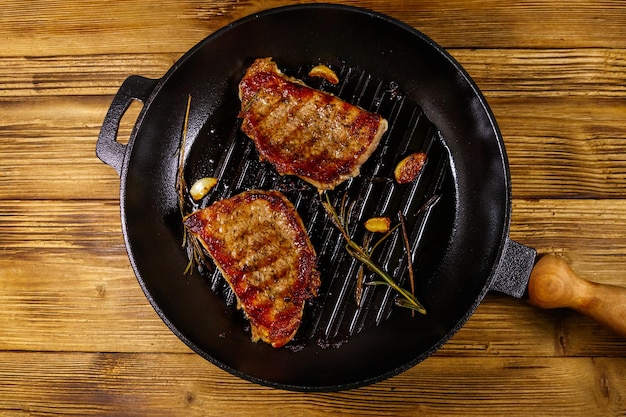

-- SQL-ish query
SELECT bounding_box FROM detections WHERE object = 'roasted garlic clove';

[394,152,427,184]
[364,216,391,233]
[308,64,339,84]
[189,177,218,201]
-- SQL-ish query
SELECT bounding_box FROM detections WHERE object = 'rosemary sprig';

[321,193,427,315]
[176,95,210,275]
[176,95,192,222]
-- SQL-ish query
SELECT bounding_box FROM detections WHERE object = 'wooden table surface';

[2,0,626,415]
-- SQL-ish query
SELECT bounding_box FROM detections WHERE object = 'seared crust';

[184,190,321,348]
[238,58,388,190]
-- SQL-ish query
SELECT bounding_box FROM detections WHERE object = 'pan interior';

[185,61,454,344]
[120,4,509,391]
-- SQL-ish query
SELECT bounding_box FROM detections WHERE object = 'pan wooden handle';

[528,254,626,338]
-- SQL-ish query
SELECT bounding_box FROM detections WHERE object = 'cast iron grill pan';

[97,4,520,392]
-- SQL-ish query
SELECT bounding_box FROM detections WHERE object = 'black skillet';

[96,4,538,391]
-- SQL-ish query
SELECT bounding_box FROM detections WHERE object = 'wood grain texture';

[1,0,625,415]
[2,0,626,55]
[0,353,623,417]
[2,49,625,99]
[453,49,626,99]
[1,95,625,200]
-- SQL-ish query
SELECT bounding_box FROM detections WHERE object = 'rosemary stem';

[322,192,426,315]
[348,247,426,314]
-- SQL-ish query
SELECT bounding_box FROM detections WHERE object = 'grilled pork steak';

[184,190,321,348]
[238,58,388,191]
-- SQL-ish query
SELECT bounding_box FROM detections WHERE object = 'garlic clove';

[364,216,391,233]
[189,177,218,201]
[394,152,427,184]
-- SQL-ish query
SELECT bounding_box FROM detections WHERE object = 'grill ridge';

[301,66,448,343]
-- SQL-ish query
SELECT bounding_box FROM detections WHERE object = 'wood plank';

[1,49,624,201]
[1,94,625,200]
[1,49,625,98]
[511,199,626,280]
[1,0,626,56]
[0,96,127,200]
[445,294,626,357]
[493,97,626,199]
[453,48,626,99]
[0,200,189,353]
[0,255,188,353]
[0,352,622,416]
[381,0,626,49]
[1,199,625,355]
[9,199,626,272]
[2,250,624,356]
[0,54,175,97]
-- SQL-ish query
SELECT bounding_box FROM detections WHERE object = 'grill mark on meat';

[238,58,388,190]
[184,190,321,348]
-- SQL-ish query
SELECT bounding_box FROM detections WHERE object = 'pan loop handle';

[96,75,158,175]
